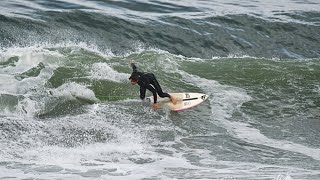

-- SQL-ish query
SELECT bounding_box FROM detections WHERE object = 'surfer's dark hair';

[129,72,140,81]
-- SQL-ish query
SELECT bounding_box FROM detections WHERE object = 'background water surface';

[0,0,320,179]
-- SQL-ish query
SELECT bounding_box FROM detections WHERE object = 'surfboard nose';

[201,94,208,100]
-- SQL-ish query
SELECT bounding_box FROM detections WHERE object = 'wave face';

[0,0,320,179]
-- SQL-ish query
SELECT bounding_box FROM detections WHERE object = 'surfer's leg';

[152,79,177,105]
[152,79,168,97]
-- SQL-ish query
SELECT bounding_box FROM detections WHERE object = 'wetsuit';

[129,63,171,103]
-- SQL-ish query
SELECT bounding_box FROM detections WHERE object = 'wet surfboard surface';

[146,93,208,111]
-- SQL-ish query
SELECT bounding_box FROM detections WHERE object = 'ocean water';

[0,0,320,179]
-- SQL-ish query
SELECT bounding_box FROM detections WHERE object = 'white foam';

[1,45,63,65]
[0,166,89,180]
[275,174,294,180]
[0,75,19,94]
[0,47,62,115]
[89,63,129,82]
[174,64,320,161]
[178,70,250,116]
[0,45,62,96]
[5,103,195,179]
[50,82,99,102]
[0,41,114,61]
[229,121,320,161]
[0,41,116,104]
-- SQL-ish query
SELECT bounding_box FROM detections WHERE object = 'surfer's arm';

[140,85,157,103]
[140,86,146,100]
[147,85,157,103]
[131,63,138,72]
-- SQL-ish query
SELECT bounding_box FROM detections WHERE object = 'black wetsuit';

[129,63,170,103]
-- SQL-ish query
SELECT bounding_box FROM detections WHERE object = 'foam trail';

[229,121,320,161]
[178,70,320,161]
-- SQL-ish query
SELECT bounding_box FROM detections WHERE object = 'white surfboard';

[146,93,208,111]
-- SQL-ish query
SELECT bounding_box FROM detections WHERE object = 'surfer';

[129,63,177,110]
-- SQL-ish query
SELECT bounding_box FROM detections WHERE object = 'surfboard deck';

[146,92,208,111]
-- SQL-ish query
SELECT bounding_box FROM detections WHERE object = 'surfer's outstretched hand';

[153,103,158,110]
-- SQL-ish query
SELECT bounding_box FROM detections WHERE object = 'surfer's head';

[130,79,138,85]
[129,73,139,85]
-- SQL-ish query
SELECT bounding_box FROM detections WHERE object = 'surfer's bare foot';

[170,96,177,105]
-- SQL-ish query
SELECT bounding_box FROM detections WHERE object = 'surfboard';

[146,93,208,111]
